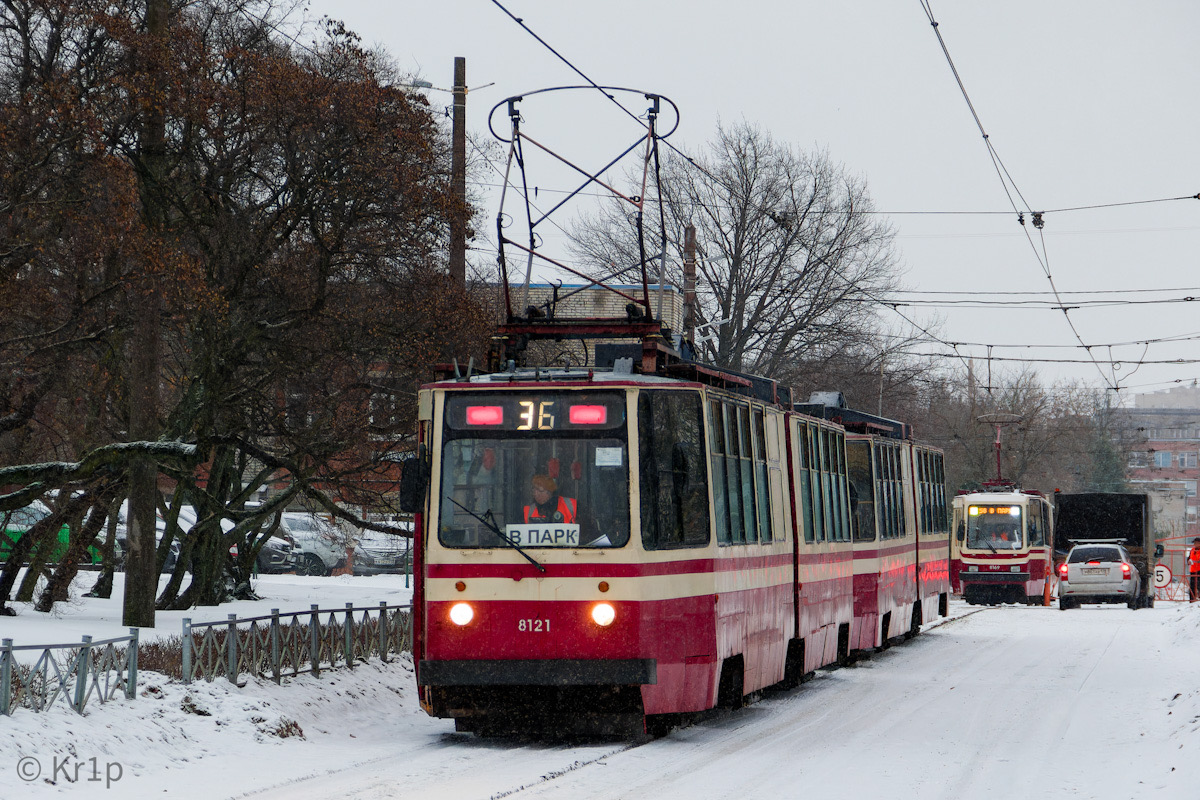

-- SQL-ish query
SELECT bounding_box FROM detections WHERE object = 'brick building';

[1119,386,1200,554]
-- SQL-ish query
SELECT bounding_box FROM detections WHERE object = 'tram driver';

[524,474,578,524]
[523,474,612,546]
[994,526,1020,549]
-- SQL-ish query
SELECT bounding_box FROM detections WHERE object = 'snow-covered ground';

[2,573,1199,799]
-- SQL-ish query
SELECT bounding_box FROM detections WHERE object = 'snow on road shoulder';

[0,653,436,798]
[0,571,422,798]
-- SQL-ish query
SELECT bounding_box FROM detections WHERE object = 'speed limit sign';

[1154,563,1173,589]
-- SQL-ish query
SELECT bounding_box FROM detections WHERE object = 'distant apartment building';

[1118,385,1200,543]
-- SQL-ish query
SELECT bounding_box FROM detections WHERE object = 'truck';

[1053,492,1162,608]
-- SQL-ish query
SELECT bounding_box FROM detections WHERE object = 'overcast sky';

[304,0,1199,401]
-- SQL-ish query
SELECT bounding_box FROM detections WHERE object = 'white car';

[1058,543,1142,610]
[283,512,349,576]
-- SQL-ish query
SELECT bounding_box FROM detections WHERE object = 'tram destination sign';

[504,523,582,547]
[446,392,625,432]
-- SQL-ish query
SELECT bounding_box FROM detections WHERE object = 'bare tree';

[925,366,1124,493]
[0,1,494,613]
[570,121,905,379]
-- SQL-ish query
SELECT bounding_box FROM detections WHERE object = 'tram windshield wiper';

[446,496,545,572]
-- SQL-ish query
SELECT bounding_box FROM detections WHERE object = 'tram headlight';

[449,602,475,626]
[591,602,616,627]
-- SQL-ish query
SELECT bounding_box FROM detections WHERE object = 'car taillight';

[1058,562,1068,579]
[1121,563,1132,580]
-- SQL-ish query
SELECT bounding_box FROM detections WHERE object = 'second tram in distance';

[407,359,951,736]
[951,486,1055,605]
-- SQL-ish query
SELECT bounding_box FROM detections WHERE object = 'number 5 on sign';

[1154,563,1172,589]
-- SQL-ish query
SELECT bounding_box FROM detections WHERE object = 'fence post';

[182,619,192,684]
[309,604,320,677]
[226,614,238,684]
[74,635,93,714]
[1,639,12,716]
[126,628,139,700]
[271,609,281,684]
[379,602,389,663]
[344,602,354,667]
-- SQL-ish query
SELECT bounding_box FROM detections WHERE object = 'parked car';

[253,532,297,574]
[1,500,112,565]
[1058,543,1142,610]
[1,500,83,564]
[283,512,348,576]
[351,530,412,576]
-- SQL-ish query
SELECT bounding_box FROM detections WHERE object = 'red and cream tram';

[799,402,951,653]
[406,360,951,735]
[950,486,1055,605]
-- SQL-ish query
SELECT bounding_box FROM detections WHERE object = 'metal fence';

[182,602,411,684]
[1,630,139,716]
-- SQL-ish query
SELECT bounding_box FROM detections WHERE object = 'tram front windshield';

[965,505,1023,550]
[437,391,630,549]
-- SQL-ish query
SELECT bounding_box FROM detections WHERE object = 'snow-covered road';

[247,604,1199,800]
[5,578,1199,800]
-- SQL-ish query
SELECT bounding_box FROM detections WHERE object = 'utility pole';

[449,56,467,285]
[683,225,697,345]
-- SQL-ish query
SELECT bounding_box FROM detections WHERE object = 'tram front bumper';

[418,658,657,686]
[961,572,1030,585]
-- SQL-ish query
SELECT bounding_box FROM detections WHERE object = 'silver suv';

[1058,543,1142,610]
[283,512,349,576]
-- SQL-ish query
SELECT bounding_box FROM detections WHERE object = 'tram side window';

[639,391,712,550]
[753,409,772,542]
[834,433,850,542]
[873,443,888,539]
[874,443,905,540]
[724,404,745,543]
[846,439,876,542]
[1027,502,1045,546]
[738,406,756,543]
[795,426,815,544]
[708,398,776,546]
[814,425,829,543]
[916,452,929,534]
[709,400,730,544]
[936,457,948,530]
